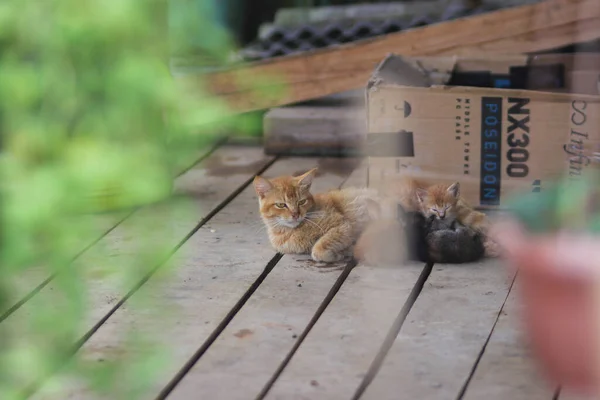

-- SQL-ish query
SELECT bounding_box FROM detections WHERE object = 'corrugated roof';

[238,1,519,61]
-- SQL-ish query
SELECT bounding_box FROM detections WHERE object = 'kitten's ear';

[415,188,428,203]
[297,167,318,189]
[253,176,273,198]
[447,182,460,198]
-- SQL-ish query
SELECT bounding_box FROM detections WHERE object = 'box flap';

[367,54,445,90]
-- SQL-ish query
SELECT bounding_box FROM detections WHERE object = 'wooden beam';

[177,0,600,113]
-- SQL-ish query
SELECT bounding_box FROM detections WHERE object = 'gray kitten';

[423,215,485,264]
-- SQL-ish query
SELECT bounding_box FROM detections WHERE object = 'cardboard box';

[366,54,600,209]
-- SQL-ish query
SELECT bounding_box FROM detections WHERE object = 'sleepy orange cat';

[253,168,380,262]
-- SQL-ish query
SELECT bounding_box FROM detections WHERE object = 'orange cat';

[253,168,381,262]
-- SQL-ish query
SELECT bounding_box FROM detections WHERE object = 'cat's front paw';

[311,247,343,263]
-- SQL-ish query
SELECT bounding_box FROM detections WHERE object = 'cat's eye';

[298,199,307,206]
[275,203,287,209]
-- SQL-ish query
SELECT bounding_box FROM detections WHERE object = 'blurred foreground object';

[0,0,264,399]
[493,167,600,395]
[1,0,229,213]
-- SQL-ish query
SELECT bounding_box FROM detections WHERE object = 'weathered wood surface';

[360,259,516,399]
[167,161,362,400]
[462,282,557,400]
[265,262,426,400]
[261,164,424,399]
[559,391,597,400]
[264,105,366,157]
[12,145,274,397]
[1,212,130,318]
[178,0,600,112]
[1,143,224,320]
[34,157,359,399]
[166,257,345,400]
[14,144,565,398]
[263,90,365,157]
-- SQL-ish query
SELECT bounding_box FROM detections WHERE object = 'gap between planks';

[459,275,557,400]
[161,160,362,400]
[351,257,555,400]
[31,156,359,400]
[163,160,432,400]
[0,137,227,323]
[15,144,275,399]
[355,251,540,399]
[456,272,518,400]
[154,158,362,400]
[254,260,358,400]
[0,211,133,323]
[350,262,434,400]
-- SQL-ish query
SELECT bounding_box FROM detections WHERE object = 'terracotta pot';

[494,222,600,395]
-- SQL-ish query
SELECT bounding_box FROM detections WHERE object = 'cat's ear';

[447,182,460,198]
[253,176,273,198]
[415,188,428,203]
[297,168,318,189]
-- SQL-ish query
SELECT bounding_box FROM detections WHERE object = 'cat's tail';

[353,219,407,266]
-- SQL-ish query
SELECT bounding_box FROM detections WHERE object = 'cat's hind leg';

[311,223,354,263]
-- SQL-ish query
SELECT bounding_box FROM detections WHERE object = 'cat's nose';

[291,212,300,219]
[438,211,445,219]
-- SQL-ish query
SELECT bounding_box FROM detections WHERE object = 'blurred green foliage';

[508,172,600,235]
[0,0,276,398]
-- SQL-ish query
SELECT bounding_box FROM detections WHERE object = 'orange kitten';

[415,182,489,232]
[381,175,430,212]
[355,179,500,264]
[415,181,499,256]
[253,168,380,262]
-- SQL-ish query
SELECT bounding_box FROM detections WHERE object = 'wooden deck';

[6,139,570,399]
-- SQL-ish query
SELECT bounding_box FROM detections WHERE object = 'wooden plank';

[462,281,556,400]
[164,161,364,400]
[235,160,429,400]
[5,145,274,396]
[559,390,596,400]
[263,263,426,400]
[0,142,225,319]
[264,105,365,157]
[177,0,600,112]
[359,259,517,400]
[32,157,359,399]
[446,15,600,56]
[1,212,129,318]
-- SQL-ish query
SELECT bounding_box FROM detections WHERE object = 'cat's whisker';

[303,218,325,234]
[251,216,282,235]
[249,219,266,227]
[305,211,325,219]
[254,224,269,234]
